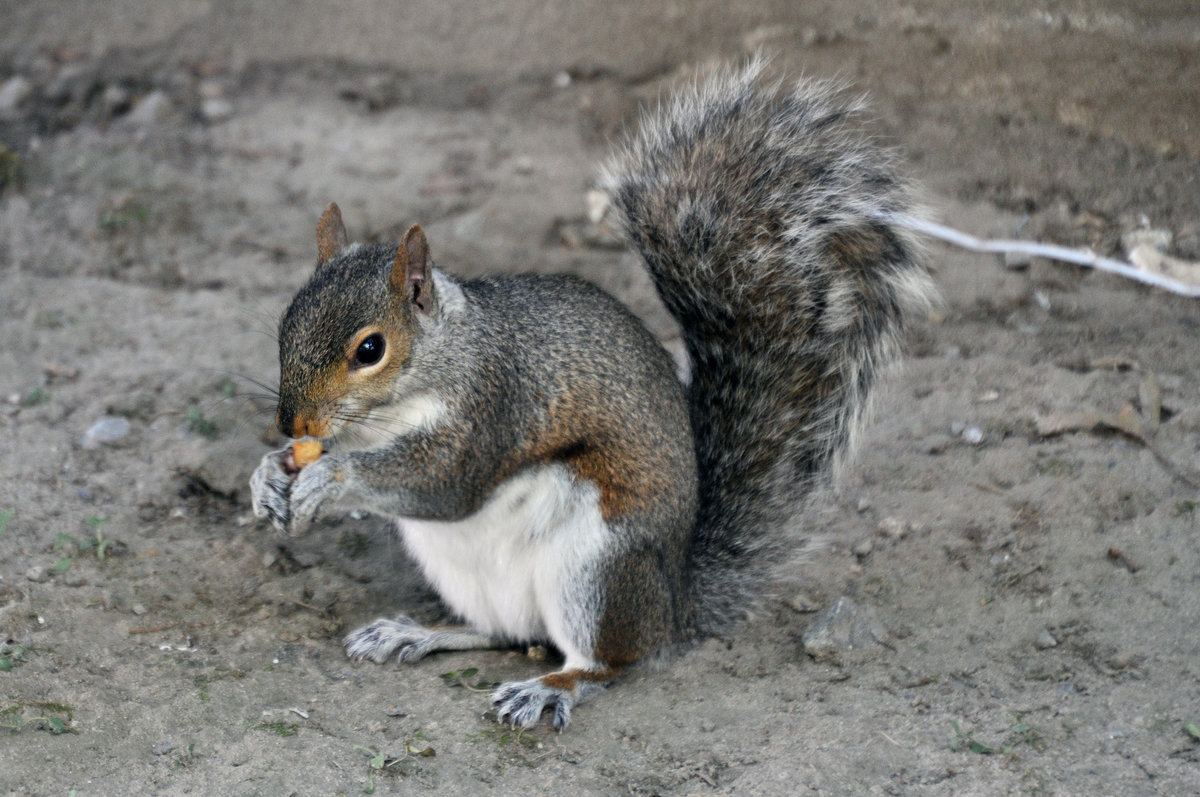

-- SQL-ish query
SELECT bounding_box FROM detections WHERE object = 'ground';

[1,2,1199,795]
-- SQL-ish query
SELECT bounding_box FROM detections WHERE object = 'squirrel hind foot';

[491,668,617,730]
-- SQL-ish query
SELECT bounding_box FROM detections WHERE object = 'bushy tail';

[599,61,936,632]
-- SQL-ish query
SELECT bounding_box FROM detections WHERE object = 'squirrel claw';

[491,678,576,730]
[289,455,345,532]
[249,448,293,534]
[344,616,436,664]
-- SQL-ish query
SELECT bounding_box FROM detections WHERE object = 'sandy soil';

[2,2,1199,794]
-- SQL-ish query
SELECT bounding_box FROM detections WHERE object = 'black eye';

[353,333,385,367]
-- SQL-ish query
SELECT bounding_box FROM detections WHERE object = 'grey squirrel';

[250,61,935,729]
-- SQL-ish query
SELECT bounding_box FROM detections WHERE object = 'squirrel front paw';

[250,448,293,533]
[288,455,347,534]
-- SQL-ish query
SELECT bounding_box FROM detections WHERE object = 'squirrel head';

[275,203,439,441]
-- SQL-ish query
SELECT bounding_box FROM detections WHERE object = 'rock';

[0,76,33,119]
[200,97,234,123]
[1003,250,1031,270]
[585,188,609,224]
[877,517,907,539]
[512,156,535,175]
[802,595,889,663]
[25,565,49,583]
[1034,629,1058,649]
[127,90,172,126]
[81,416,131,449]
[102,84,131,116]
[962,426,984,445]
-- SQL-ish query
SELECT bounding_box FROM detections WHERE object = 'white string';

[884,213,1200,298]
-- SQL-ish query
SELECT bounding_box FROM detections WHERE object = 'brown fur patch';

[593,543,676,667]
[538,667,621,692]
[513,376,683,521]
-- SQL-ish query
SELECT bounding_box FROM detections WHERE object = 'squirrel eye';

[352,333,385,368]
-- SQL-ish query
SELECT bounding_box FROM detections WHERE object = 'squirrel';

[250,61,935,729]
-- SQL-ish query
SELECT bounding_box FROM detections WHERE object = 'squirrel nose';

[274,407,293,438]
[277,407,322,439]
[274,398,303,438]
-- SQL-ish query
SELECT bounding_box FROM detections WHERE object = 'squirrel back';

[599,61,935,631]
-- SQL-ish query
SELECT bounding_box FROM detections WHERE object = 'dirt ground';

[2,2,1199,795]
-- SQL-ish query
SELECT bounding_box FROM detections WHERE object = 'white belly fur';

[396,463,608,669]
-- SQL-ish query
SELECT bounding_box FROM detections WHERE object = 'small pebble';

[102,84,130,115]
[151,742,175,756]
[853,538,874,558]
[25,566,49,583]
[132,603,148,616]
[1035,630,1058,649]
[81,416,131,449]
[200,97,234,122]
[877,517,907,539]
[1003,250,1031,270]
[0,75,33,118]
[585,189,609,224]
[949,420,966,436]
[962,426,984,445]
[127,90,172,125]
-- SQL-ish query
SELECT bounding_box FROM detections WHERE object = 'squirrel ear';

[315,202,349,265]
[391,224,436,314]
